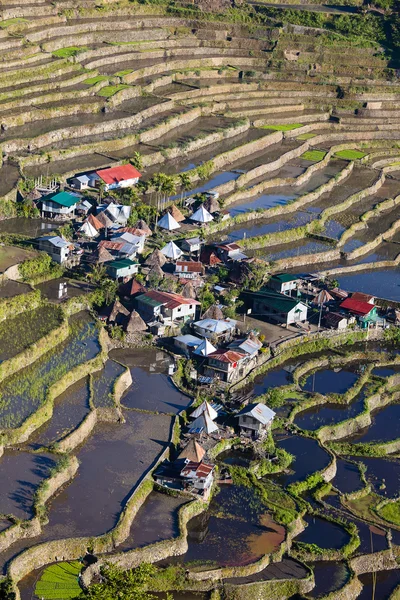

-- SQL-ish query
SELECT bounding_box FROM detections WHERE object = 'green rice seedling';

[335,149,366,160]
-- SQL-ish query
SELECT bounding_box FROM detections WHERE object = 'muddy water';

[274,435,331,485]
[0,312,100,429]
[0,217,56,237]
[0,279,31,298]
[346,403,400,444]
[27,377,90,449]
[307,561,349,598]
[0,452,56,519]
[220,210,312,243]
[91,360,126,408]
[296,515,350,549]
[118,491,188,551]
[301,367,359,395]
[347,456,400,498]
[294,386,368,432]
[218,448,255,467]
[0,245,36,274]
[358,569,400,599]
[183,485,285,567]
[0,163,19,196]
[110,348,192,414]
[40,411,173,539]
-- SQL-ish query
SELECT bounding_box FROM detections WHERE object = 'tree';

[198,284,215,312]
[88,264,107,285]
[59,223,74,241]
[150,173,176,229]
[178,172,191,205]
[74,563,164,600]
[100,278,119,305]
[131,151,143,171]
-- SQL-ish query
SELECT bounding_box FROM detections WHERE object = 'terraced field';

[1,0,400,599]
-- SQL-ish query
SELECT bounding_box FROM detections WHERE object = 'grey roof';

[174,334,202,347]
[185,237,202,246]
[38,235,70,249]
[194,318,236,334]
[237,403,276,425]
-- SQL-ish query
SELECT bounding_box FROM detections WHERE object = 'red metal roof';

[119,227,148,236]
[176,261,203,273]
[181,461,214,478]
[351,292,375,304]
[98,240,124,251]
[208,350,246,364]
[96,164,142,185]
[87,213,105,230]
[144,290,200,309]
[340,297,375,316]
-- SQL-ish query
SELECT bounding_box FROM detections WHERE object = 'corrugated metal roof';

[96,164,141,185]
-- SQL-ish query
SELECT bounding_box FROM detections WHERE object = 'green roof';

[42,191,79,208]
[136,294,163,307]
[105,259,138,270]
[270,273,299,283]
[246,289,305,314]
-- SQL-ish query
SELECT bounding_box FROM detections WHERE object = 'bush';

[19,253,63,283]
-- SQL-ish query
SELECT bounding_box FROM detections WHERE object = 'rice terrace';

[0,0,400,599]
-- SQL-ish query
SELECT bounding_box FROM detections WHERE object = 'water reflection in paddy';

[295,386,367,431]
[296,515,350,549]
[0,217,56,237]
[183,485,285,567]
[358,569,400,600]
[274,435,331,485]
[332,458,364,495]
[301,368,359,395]
[347,456,400,497]
[338,269,400,302]
[118,491,188,551]
[110,348,192,414]
[346,403,400,444]
[307,561,349,598]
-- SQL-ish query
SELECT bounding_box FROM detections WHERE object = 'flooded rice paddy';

[183,485,285,567]
[346,456,400,497]
[0,305,62,364]
[36,278,94,302]
[296,515,350,549]
[91,360,126,408]
[294,386,367,431]
[0,312,100,429]
[332,459,364,495]
[0,279,31,298]
[338,269,400,302]
[345,402,400,444]
[307,561,350,598]
[358,569,400,599]
[301,367,359,395]
[0,217,57,238]
[274,435,331,485]
[110,348,192,414]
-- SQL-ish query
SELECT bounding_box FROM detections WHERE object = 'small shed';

[174,334,202,355]
[182,237,203,254]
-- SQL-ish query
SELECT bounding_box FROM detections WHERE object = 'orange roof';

[176,261,204,273]
[119,227,148,236]
[96,164,142,185]
[87,213,105,230]
[208,350,246,364]
[98,240,124,251]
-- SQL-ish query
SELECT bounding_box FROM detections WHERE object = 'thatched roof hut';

[145,249,166,268]
[182,281,196,299]
[126,310,147,334]
[169,204,185,223]
[96,210,114,228]
[136,219,152,235]
[97,246,114,264]
[204,196,220,214]
[109,300,130,324]
[202,304,224,320]
[178,439,205,463]
[147,263,164,281]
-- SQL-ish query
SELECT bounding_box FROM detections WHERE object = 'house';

[40,191,80,219]
[174,334,202,355]
[95,164,142,191]
[191,205,213,224]
[215,242,248,263]
[169,205,185,223]
[205,349,248,383]
[97,202,131,226]
[161,241,183,260]
[157,212,181,231]
[126,310,147,334]
[70,174,92,191]
[244,289,308,326]
[111,231,146,255]
[175,261,204,279]
[339,297,379,328]
[104,259,139,281]
[182,237,203,254]
[268,273,299,295]
[37,236,72,264]
[351,292,375,304]
[119,278,146,299]
[190,400,219,421]
[190,413,219,435]
[193,338,217,357]
[193,317,236,341]
[228,334,262,358]
[236,403,275,439]
[98,240,137,261]
[76,199,92,215]
[324,312,350,330]
[79,220,99,239]
[135,290,200,323]
[178,439,206,463]
[200,246,222,267]
[153,458,214,497]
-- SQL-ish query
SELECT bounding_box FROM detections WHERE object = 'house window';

[242,416,247,423]
[189,304,193,309]
[177,307,181,312]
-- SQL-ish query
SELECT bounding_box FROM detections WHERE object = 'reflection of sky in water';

[261,240,331,261]
[325,219,346,239]
[225,211,312,242]
[338,269,400,302]
[169,171,239,201]
[229,192,297,215]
